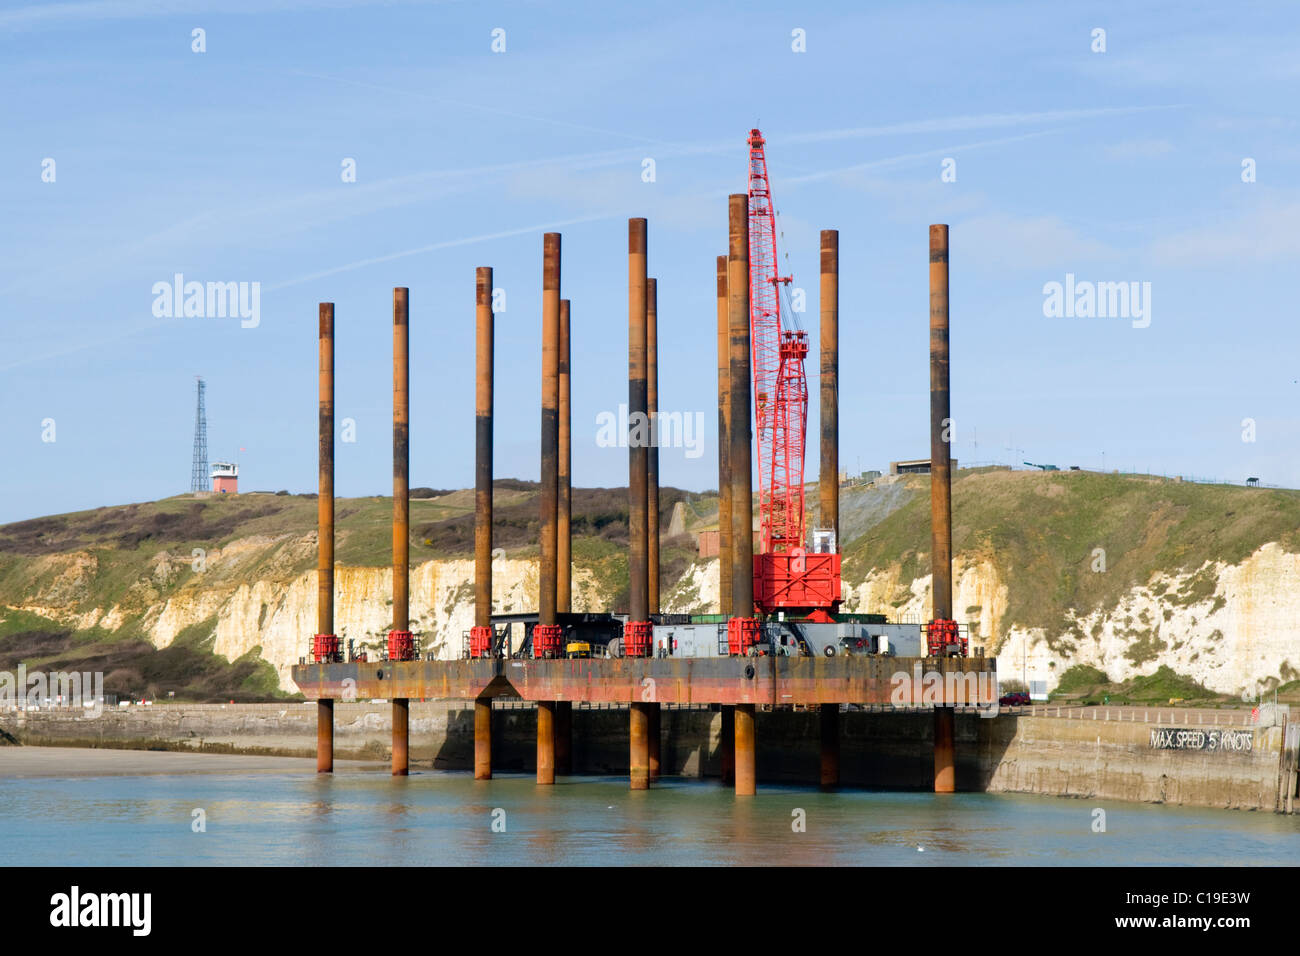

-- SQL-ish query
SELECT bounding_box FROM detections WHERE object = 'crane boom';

[746,129,840,616]
[746,129,801,554]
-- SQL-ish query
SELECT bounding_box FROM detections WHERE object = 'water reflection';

[1,768,1297,867]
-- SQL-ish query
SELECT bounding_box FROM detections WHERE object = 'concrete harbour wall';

[1,702,1290,813]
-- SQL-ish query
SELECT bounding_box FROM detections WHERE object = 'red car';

[999,692,1031,706]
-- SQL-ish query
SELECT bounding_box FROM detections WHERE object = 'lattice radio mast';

[191,377,210,492]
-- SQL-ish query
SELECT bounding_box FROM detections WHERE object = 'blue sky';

[2,0,1298,524]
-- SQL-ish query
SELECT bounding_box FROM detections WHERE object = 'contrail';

[0,0,437,30]
[3,99,1177,300]
[774,105,1185,147]
[267,129,1068,288]
[279,68,673,148]
[0,151,635,298]
[593,105,1187,160]
[782,129,1061,185]
[270,66,1184,165]
[0,214,619,371]
[0,316,170,372]
[266,213,616,291]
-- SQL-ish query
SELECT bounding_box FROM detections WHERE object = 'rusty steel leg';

[630,702,650,790]
[930,226,958,795]
[720,705,735,784]
[558,299,572,614]
[934,706,956,793]
[473,268,494,654]
[727,196,754,621]
[716,256,732,616]
[391,287,411,776]
[537,700,556,785]
[317,699,334,774]
[534,238,563,744]
[929,225,953,622]
[393,287,410,631]
[734,703,756,796]
[820,703,839,788]
[540,235,561,634]
[648,702,661,780]
[555,700,572,775]
[819,230,839,543]
[316,303,336,774]
[647,277,660,616]
[392,697,409,776]
[318,305,335,636]
[627,219,650,642]
[474,697,492,780]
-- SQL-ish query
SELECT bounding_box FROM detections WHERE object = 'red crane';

[746,130,798,553]
[746,129,840,617]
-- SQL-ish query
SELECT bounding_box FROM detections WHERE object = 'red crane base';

[924,619,967,658]
[727,617,760,655]
[469,625,493,659]
[623,621,653,658]
[387,630,416,662]
[753,552,841,614]
[312,634,342,664]
[533,624,563,659]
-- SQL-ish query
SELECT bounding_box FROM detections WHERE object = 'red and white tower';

[211,461,239,494]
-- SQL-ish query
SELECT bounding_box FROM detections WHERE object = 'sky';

[2,0,1298,525]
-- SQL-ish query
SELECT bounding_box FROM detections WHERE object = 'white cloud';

[956,214,1115,271]
[1149,198,1300,267]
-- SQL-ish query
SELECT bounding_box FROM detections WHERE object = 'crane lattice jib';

[772,330,809,551]
[746,129,789,552]
[744,128,840,614]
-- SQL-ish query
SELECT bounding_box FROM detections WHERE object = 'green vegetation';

[0,481,718,697]
[843,469,1300,650]
[4,469,1299,701]
[1275,679,1300,704]
[0,614,294,702]
[1126,666,1216,703]
[1049,663,1219,705]
[1123,627,1167,666]
[1053,664,1110,695]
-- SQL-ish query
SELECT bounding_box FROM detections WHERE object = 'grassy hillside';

[843,468,1300,646]
[1049,664,1223,705]
[0,482,711,699]
[3,468,1298,701]
[0,616,281,702]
